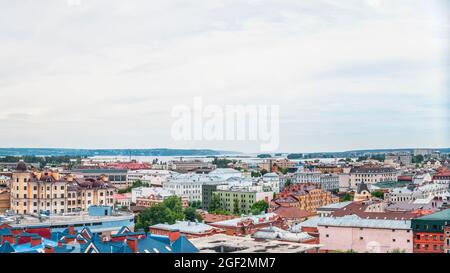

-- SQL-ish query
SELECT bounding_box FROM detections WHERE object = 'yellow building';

[10,162,116,215]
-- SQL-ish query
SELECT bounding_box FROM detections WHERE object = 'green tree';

[412,155,424,164]
[163,196,184,220]
[287,153,303,159]
[183,207,203,222]
[208,194,222,212]
[136,204,174,232]
[277,166,288,174]
[342,193,353,202]
[371,190,385,199]
[251,200,269,215]
[284,178,292,188]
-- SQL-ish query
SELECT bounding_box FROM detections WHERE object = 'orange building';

[271,183,339,213]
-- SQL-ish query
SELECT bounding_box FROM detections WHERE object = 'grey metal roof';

[316,215,411,229]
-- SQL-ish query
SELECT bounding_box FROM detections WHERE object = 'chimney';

[68,225,75,235]
[126,237,138,253]
[30,236,42,247]
[168,229,181,243]
[44,245,54,254]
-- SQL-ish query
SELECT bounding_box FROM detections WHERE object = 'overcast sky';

[0,0,448,153]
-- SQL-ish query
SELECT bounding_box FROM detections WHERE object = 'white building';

[348,166,398,189]
[131,186,174,203]
[413,173,432,185]
[208,168,243,180]
[385,183,449,202]
[293,172,339,192]
[262,172,281,193]
[162,173,225,202]
[127,170,177,187]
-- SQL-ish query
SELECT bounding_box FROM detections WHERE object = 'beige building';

[349,166,398,189]
[10,162,116,215]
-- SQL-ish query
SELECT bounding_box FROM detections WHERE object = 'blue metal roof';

[171,236,199,253]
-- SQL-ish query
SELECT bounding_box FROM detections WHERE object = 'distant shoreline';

[0,147,448,157]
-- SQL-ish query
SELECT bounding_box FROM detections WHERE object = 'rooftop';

[317,201,353,211]
[316,215,411,230]
[0,211,134,229]
[190,234,321,253]
[415,209,450,221]
[210,213,278,227]
[151,221,220,234]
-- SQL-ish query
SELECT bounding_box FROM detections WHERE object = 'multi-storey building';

[432,168,450,185]
[162,173,224,202]
[445,226,450,253]
[411,209,450,253]
[317,215,413,253]
[72,168,129,189]
[0,188,10,213]
[10,162,115,215]
[127,170,176,187]
[349,166,398,189]
[213,184,274,214]
[271,183,339,213]
[0,175,10,187]
[292,172,339,192]
[384,183,448,203]
[136,195,189,209]
[385,152,412,166]
[168,160,215,172]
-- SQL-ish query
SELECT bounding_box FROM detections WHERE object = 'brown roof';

[332,201,418,220]
[200,212,239,223]
[273,207,314,219]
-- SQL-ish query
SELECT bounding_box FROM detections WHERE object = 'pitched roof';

[415,209,450,221]
[171,236,199,253]
[0,241,15,253]
[273,207,314,219]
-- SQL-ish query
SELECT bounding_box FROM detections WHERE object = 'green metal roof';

[415,209,450,221]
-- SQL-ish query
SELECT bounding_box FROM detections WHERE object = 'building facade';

[272,183,339,213]
[317,215,413,253]
[349,166,398,189]
[293,172,339,192]
[411,209,450,253]
[10,163,115,215]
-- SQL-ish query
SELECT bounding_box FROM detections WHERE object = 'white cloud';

[0,0,448,152]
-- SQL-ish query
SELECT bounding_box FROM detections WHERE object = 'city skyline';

[0,0,449,153]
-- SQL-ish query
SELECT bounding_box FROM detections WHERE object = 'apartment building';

[10,162,115,215]
[318,215,413,253]
[349,166,398,189]
[412,209,450,253]
[213,184,274,214]
[272,183,339,213]
[293,172,339,192]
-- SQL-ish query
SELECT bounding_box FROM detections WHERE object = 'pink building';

[317,215,413,253]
